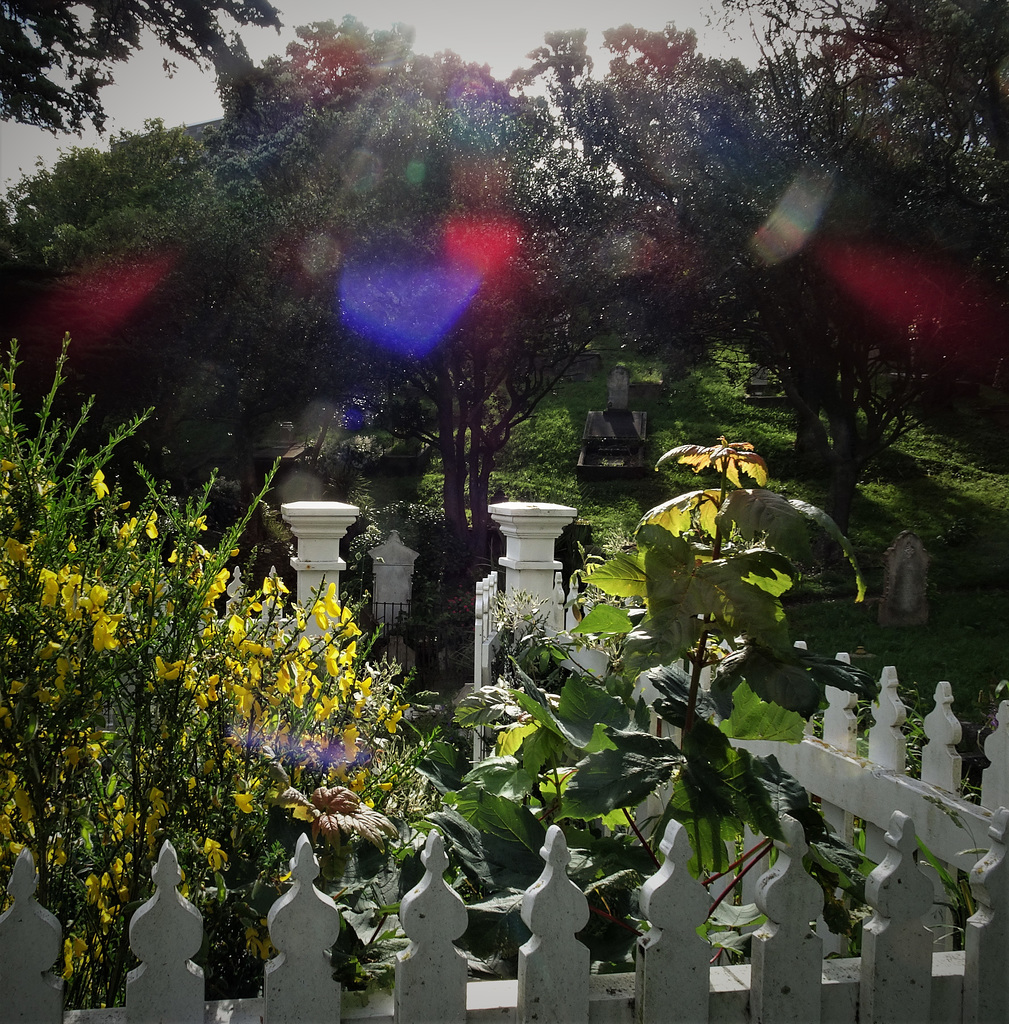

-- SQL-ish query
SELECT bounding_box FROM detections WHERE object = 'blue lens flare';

[338,258,482,355]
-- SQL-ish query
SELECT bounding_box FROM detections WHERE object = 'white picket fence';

[3,801,1008,1024]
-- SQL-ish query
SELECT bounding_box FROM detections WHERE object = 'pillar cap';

[282,501,359,537]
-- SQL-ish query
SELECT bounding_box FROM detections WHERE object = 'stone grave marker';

[879,530,930,626]
[369,531,419,624]
[607,365,630,409]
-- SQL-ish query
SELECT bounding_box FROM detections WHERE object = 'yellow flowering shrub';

[0,341,413,1007]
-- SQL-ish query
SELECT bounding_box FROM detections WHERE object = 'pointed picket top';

[0,847,63,1024]
[823,653,859,754]
[964,807,1009,1024]
[225,564,245,615]
[636,820,710,1024]
[518,825,590,1024]
[860,811,933,1024]
[126,840,204,1024]
[396,830,468,1024]
[922,681,962,792]
[869,666,907,772]
[751,815,822,1024]
[265,834,342,1024]
[982,700,1009,812]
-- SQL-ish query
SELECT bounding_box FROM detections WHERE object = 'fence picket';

[0,848,62,1024]
[869,666,907,773]
[635,820,709,1024]
[396,830,468,1024]
[125,841,204,1024]
[964,806,1009,1024]
[982,700,1009,811]
[859,811,933,1024]
[921,681,962,793]
[517,825,589,1024]
[264,833,342,1024]
[750,815,823,1024]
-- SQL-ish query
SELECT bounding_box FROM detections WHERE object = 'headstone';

[878,531,930,626]
[368,530,419,624]
[607,365,630,410]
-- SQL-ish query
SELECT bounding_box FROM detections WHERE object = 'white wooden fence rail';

[3,809,1009,1024]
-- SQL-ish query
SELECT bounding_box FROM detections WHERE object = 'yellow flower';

[91,469,109,499]
[233,792,255,814]
[314,693,339,721]
[203,837,228,870]
[3,536,27,562]
[155,656,184,681]
[144,511,158,539]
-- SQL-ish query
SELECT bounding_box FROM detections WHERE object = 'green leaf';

[564,730,683,819]
[586,551,649,598]
[416,740,468,795]
[555,672,629,749]
[719,681,806,742]
[452,784,547,855]
[427,808,542,892]
[462,756,535,800]
[711,643,823,717]
[712,642,877,716]
[708,901,763,928]
[669,721,783,872]
[718,489,814,561]
[571,603,634,635]
[637,491,705,535]
[749,755,812,816]
[647,664,732,727]
[787,499,866,601]
[519,725,568,779]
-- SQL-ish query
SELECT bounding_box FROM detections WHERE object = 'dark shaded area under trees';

[2,0,1008,554]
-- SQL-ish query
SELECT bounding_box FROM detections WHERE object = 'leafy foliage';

[0,344,416,1006]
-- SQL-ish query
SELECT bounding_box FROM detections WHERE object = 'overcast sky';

[0,0,759,189]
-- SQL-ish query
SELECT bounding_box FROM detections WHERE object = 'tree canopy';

[1,0,280,132]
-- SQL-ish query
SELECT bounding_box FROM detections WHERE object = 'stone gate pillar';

[489,502,577,609]
[281,501,359,616]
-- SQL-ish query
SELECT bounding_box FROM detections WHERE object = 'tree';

[209,20,616,553]
[1,0,280,133]
[538,14,1009,531]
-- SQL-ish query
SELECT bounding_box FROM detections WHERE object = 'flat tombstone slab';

[879,531,930,626]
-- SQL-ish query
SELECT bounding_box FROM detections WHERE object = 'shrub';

[0,339,412,1007]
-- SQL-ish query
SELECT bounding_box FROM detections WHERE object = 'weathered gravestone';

[879,531,930,627]
[607,365,630,409]
[368,531,419,624]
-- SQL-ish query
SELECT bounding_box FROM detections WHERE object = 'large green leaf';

[416,739,468,795]
[637,490,708,535]
[459,892,530,967]
[555,672,630,749]
[718,489,814,561]
[712,642,877,716]
[647,664,732,727]
[749,755,812,816]
[711,643,824,717]
[720,681,806,742]
[586,550,649,598]
[563,730,683,819]
[787,499,866,601]
[452,784,547,854]
[427,808,543,891]
[462,756,535,801]
[571,603,634,635]
[669,721,783,872]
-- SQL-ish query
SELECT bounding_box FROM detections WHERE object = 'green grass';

[489,344,1009,720]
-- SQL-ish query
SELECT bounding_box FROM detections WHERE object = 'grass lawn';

[465,338,1009,719]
